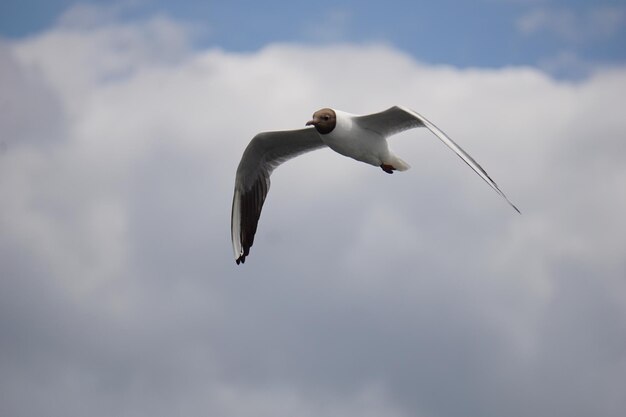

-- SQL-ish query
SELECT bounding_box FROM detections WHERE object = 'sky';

[2,0,626,76]
[1,1,626,417]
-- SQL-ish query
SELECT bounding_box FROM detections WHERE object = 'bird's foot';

[380,164,395,174]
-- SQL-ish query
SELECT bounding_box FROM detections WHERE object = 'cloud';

[1,7,626,417]
[302,8,353,42]
[55,1,139,29]
[517,6,626,42]
[0,41,66,149]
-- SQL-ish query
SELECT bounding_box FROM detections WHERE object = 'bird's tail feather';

[387,154,410,171]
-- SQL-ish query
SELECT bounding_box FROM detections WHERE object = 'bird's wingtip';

[504,196,521,214]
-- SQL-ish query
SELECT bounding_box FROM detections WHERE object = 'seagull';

[231,105,519,264]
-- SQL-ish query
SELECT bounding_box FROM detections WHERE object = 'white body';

[322,110,408,170]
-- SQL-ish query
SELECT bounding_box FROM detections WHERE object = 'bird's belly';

[321,131,389,167]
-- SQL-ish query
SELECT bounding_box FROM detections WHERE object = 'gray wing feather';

[356,106,520,213]
[231,128,326,264]
[355,105,425,136]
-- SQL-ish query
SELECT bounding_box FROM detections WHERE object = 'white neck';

[330,109,356,136]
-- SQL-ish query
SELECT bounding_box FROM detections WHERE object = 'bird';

[231,105,519,264]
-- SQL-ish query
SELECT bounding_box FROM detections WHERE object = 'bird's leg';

[380,164,395,174]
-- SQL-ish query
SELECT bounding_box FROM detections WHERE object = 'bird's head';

[306,108,336,134]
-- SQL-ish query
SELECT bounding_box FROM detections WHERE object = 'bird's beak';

[306,118,317,126]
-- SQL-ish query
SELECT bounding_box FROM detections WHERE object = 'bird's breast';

[321,124,389,167]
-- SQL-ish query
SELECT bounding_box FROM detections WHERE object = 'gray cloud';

[0,42,66,150]
[1,10,625,417]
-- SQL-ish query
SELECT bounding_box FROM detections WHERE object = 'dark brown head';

[306,108,336,134]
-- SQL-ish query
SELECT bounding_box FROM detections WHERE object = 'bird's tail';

[387,154,410,171]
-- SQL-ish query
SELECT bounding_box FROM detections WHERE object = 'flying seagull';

[231,105,519,264]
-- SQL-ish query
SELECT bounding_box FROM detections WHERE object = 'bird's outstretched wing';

[356,106,520,213]
[232,128,326,264]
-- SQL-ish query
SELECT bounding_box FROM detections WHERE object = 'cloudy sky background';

[1,1,626,416]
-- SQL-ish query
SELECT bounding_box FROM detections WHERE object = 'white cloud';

[55,1,140,29]
[13,7,191,117]
[302,8,353,42]
[517,6,626,42]
[1,8,626,417]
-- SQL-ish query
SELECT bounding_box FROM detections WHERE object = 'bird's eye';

[323,115,329,120]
